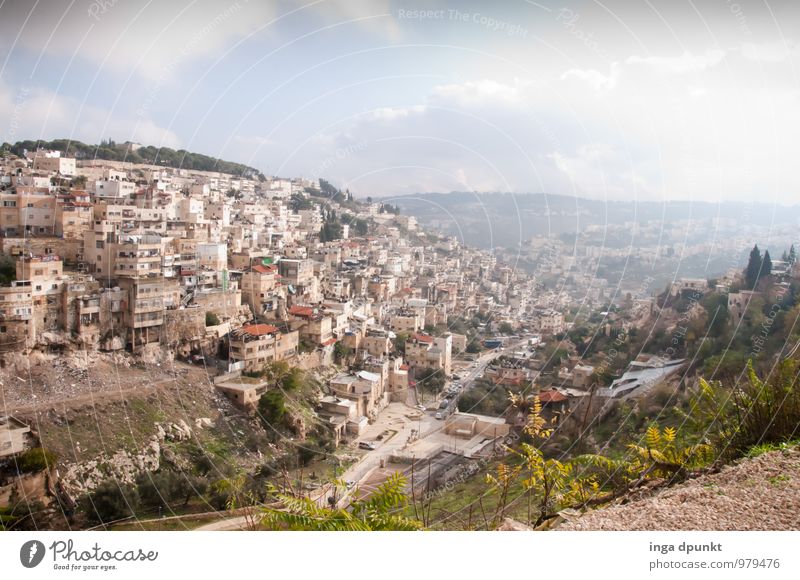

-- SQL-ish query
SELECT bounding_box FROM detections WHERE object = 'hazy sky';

[1,0,799,202]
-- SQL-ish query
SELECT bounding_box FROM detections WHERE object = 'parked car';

[435,411,444,420]
[415,404,427,411]
[358,441,377,450]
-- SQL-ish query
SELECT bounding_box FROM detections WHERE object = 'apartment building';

[228,323,299,372]
[405,332,452,376]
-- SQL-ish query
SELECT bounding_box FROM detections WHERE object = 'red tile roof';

[242,324,279,337]
[322,337,337,346]
[539,390,568,403]
[413,333,434,344]
[289,305,314,317]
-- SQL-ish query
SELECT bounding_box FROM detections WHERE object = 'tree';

[81,481,139,524]
[136,470,206,509]
[789,244,797,265]
[0,254,16,285]
[205,312,220,326]
[258,390,287,432]
[466,338,482,354]
[414,367,446,400]
[762,250,773,278]
[261,472,421,530]
[333,341,352,363]
[745,244,762,288]
[15,448,56,473]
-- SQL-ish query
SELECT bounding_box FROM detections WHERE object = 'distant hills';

[391,191,800,250]
[1,139,265,180]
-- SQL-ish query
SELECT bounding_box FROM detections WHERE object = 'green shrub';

[16,448,56,473]
[81,481,140,524]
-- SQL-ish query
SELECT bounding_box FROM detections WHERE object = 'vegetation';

[136,470,208,510]
[0,254,15,285]
[205,312,220,327]
[261,473,421,530]
[15,447,57,473]
[683,358,800,461]
[745,244,771,288]
[258,390,288,433]
[81,481,140,525]
[1,139,264,178]
[414,367,446,401]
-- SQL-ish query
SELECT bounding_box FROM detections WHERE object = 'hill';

[0,139,265,180]
[558,445,800,530]
[392,191,800,250]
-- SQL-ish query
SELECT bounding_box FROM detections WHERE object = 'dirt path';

[559,447,800,530]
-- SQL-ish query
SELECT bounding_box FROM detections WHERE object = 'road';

[198,337,532,529]
[337,337,530,504]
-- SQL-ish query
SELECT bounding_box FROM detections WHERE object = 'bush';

[688,358,800,460]
[136,470,206,509]
[15,448,56,473]
[205,312,221,327]
[81,481,140,524]
[258,390,287,432]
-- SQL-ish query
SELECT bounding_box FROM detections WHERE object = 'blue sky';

[2,0,800,203]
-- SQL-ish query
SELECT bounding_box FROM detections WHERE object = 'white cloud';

[430,79,533,107]
[0,82,180,147]
[560,65,620,93]
[0,1,276,80]
[741,41,799,63]
[625,49,726,74]
[548,144,648,199]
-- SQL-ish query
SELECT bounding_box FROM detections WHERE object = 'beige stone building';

[228,323,299,372]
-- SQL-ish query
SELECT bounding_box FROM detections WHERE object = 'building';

[405,332,452,376]
[0,416,32,457]
[228,323,299,372]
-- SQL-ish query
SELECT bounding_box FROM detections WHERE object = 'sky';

[1,0,799,203]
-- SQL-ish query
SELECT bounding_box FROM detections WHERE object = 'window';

[35,285,41,291]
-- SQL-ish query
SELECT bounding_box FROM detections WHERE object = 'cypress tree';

[745,244,762,288]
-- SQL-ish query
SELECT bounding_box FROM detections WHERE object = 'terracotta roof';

[413,333,434,344]
[289,305,314,317]
[539,390,568,403]
[322,337,337,346]
[242,324,279,337]
[251,264,271,274]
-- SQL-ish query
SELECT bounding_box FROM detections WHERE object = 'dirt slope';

[559,447,800,531]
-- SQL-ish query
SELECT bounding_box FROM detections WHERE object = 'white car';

[415,404,427,411]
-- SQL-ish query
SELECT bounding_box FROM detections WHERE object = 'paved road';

[198,338,532,528]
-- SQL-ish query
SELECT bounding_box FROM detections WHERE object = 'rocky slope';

[558,446,800,531]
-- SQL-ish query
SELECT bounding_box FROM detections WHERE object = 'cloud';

[548,144,649,199]
[0,1,276,80]
[430,79,534,107]
[741,41,799,63]
[560,64,620,93]
[1,82,180,147]
[625,49,726,74]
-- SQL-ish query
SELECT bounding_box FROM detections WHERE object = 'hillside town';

[2,143,799,531]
